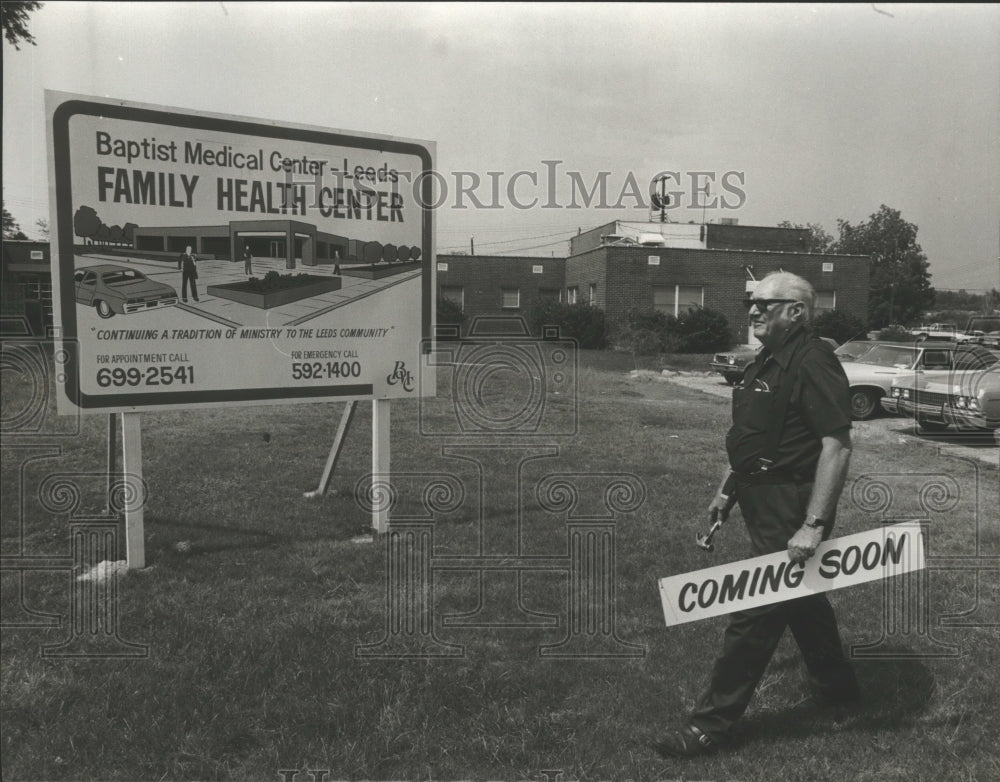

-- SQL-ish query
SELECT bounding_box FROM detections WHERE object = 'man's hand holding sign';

[653,272,896,760]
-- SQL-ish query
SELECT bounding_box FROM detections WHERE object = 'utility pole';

[470,237,474,256]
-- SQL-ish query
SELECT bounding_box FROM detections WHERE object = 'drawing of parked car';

[74,264,178,318]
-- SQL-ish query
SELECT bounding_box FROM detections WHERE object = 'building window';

[653,285,672,315]
[440,286,464,309]
[822,262,834,273]
[539,288,561,303]
[532,264,544,274]
[567,286,578,304]
[653,284,703,316]
[816,290,836,311]
[677,285,703,314]
[589,284,596,304]
[501,287,520,309]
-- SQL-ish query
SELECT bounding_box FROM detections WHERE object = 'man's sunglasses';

[742,298,799,314]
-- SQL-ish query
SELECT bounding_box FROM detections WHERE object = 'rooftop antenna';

[650,174,671,223]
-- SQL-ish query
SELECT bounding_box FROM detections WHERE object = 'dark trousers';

[181,270,198,301]
[689,480,859,739]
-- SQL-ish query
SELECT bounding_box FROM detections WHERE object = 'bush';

[615,307,732,354]
[672,307,732,353]
[240,271,321,292]
[617,327,663,355]
[530,302,608,349]
[811,310,868,344]
[626,308,673,334]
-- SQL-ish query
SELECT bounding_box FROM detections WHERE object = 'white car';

[843,343,998,420]
[909,323,958,341]
[885,362,1000,434]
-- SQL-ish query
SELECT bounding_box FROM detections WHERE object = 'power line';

[438,228,577,253]
[492,238,571,255]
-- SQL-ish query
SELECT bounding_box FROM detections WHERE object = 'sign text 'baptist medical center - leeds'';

[95,131,406,221]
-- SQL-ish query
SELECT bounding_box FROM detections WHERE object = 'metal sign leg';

[304,401,357,499]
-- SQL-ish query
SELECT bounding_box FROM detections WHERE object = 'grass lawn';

[2,346,998,781]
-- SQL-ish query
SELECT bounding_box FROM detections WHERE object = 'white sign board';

[46,91,435,412]
[658,522,925,626]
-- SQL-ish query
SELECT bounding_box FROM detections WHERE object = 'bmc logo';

[386,361,414,392]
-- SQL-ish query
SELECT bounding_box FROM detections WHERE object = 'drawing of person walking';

[178,245,199,302]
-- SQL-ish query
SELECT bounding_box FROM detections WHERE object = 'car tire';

[850,388,880,420]
[95,300,114,319]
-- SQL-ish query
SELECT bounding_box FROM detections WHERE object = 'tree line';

[780,204,942,328]
[71,205,138,248]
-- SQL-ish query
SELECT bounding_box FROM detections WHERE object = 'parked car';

[960,317,1000,348]
[74,264,178,318]
[884,363,1000,434]
[834,340,876,362]
[843,342,999,420]
[709,345,760,385]
[909,323,958,341]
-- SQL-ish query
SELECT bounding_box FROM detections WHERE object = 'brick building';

[1,240,53,335]
[3,221,870,343]
[437,254,567,322]
[439,221,870,345]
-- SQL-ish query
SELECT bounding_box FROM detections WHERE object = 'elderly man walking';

[655,271,861,757]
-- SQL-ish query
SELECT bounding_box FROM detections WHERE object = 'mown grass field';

[2,348,998,781]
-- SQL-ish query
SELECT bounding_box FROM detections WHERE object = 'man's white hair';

[760,271,816,322]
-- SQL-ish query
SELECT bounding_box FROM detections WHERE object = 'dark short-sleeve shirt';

[726,327,852,477]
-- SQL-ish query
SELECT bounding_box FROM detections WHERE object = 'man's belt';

[734,469,813,486]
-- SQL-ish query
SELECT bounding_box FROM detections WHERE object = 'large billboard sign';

[46,91,435,413]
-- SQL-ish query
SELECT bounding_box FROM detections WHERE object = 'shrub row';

[438,298,882,353]
[616,307,733,354]
[438,298,735,353]
[529,301,609,349]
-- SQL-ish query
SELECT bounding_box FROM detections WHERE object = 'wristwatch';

[804,514,828,530]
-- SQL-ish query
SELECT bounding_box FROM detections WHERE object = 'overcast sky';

[4,2,998,290]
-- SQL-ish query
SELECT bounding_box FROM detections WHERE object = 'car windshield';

[854,344,918,368]
[102,270,145,284]
[835,342,874,361]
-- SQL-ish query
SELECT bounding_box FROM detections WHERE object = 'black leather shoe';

[653,724,719,758]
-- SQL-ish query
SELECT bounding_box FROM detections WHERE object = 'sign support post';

[372,399,390,534]
[120,412,145,569]
[303,401,358,499]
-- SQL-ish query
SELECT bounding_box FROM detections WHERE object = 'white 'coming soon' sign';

[659,522,925,626]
